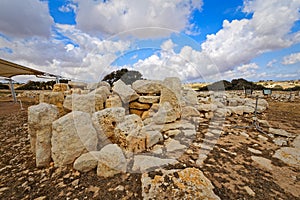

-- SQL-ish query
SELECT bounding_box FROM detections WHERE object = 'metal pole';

[8,79,17,103]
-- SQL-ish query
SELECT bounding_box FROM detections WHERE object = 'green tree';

[102,68,143,86]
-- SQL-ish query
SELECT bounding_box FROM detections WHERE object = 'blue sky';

[0,0,300,83]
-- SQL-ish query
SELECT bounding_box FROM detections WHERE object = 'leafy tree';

[102,68,143,86]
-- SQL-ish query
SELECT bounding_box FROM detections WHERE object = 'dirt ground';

[0,98,299,199]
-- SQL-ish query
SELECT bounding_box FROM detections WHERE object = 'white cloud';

[267,59,277,68]
[73,0,203,38]
[282,52,300,65]
[59,3,77,13]
[237,63,259,72]
[0,0,54,38]
[201,0,300,70]
[0,25,131,82]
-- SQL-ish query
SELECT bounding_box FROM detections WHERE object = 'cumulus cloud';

[201,0,300,70]
[0,0,54,38]
[73,0,203,38]
[0,25,131,82]
[282,52,300,65]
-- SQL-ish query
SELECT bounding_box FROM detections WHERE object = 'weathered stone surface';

[163,77,182,98]
[28,103,59,167]
[97,144,127,177]
[132,80,164,94]
[68,81,87,89]
[141,168,220,200]
[141,128,163,148]
[39,91,65,116]
[129,109,144,117]
[51,111,98,167]
[182,89,198,106]
[63,95,72,111]
[105,94,122,108]
[129,101,151,110]
[93,86,111,98]
[251,156,273,170]
[52,83,69,92]
[138,96,160,104]
[92,107,125,140]
[273,147,300,168]
[164,138,186,153]
[112,80,139,103]
[181,106,200,118]
[98,81,111,90]
[269,128,294,138]
[69,93,106,114]
[153,102,178,124]
[227,106,244,115]
[143,120,194,133]
[132,155,177,172]
[292,135,300,148]
[196,103,218,112]
[159,86,181,120]
[243,106,255,113]
[114,114,145,152]
[73,151,102,172]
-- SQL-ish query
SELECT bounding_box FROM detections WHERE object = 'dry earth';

[0,98,299,199]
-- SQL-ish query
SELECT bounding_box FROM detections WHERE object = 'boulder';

[141,128,163,148]
[51,111,98,167]
[132,155,177,172]
[132,80,164,94]
[114,114,145,152]
[105,94,122,108]
[73,151,102,172]
[92,107,125,141]
[273,147,300,168]
[112,79,139,104]
[141,168,220,200]
[269,128,294,138]
[182,89,198,106]
[69,93,106,114]
[52,83,69,92]
[28,103,59,167]
[129,101,151,110]
[153,102,178,124]
[159,87,181,120]
[39,91,65,116]
[97,144,127,177]
[181,106,200,119]
[93,86,111,98]
[68,81,87,89]
[196,103,218,112]
[163,77,182,98]
[138,96,160,104]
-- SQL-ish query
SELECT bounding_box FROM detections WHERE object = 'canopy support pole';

[8,79,17,103]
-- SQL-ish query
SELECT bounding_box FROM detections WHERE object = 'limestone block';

[51,111,98,167]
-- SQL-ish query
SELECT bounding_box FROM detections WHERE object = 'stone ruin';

[28,77,272,177]
[24,77,300,199]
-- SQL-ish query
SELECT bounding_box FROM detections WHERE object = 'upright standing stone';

[28,103,59,167]
[112,80,139,104]
[51,111,98,167]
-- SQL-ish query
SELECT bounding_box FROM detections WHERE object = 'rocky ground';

[0,98,299,199]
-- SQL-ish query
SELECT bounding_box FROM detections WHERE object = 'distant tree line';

[197,78,300,91]
[16,79,69,90]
